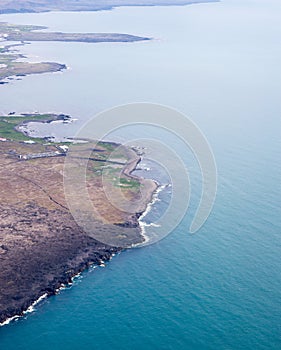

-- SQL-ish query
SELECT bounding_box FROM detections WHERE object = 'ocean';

[0,0,280,348]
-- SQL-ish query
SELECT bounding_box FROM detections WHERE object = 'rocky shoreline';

[0,115,157,326]
[0,203,121,325]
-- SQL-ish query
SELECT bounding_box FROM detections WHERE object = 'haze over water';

[0,0,280,349]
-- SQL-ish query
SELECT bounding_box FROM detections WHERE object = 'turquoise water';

[0,0,281,348]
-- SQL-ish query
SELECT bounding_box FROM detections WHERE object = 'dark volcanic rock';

[0,138,155,325]
[0,203,120,324]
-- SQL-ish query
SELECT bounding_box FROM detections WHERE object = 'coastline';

[0,0,218,15]
[0,293,48,327]
[0,157,158,327]
[0,22,149,84]
[122,149,159,217]
[0,252,118,327]
[0,116,159,326]
[137,183,165,245]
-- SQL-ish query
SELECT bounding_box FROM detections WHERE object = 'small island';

[0,113,157,325]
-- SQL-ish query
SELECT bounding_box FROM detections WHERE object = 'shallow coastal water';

[0,0,281,349]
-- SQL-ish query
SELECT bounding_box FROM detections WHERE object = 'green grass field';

[0,114,59,142]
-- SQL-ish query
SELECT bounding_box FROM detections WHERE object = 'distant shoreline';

[0,0,218,15]
[0,22,149,83]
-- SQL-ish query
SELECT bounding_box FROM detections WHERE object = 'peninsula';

[0,22,149,83]
[0,113,157,325]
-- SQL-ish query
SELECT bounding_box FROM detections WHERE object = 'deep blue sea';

[0,0,280,349]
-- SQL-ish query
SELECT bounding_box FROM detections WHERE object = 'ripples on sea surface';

[0,0,280,349]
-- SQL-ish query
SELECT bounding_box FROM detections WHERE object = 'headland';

[0,113,157,325]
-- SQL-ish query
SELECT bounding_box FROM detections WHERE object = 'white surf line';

[0,254,117,327]
[0,293,48,327]
[137,183,167,245]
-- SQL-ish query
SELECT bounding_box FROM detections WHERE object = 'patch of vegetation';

[0,22,45,34]
[0,114,62,142]
[98,141,117,153]
[115,177,141,189]
[0,119,41,142]
[87,160,141,190]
